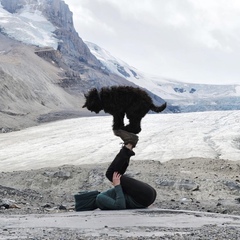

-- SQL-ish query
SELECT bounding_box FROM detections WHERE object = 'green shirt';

[96,185,145,210]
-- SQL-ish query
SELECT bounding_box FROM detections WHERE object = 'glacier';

[0,110,239,172]
[86,41,240,113]
[0,2,58,49]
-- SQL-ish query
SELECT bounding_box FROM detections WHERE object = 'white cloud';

[64,0,240,84]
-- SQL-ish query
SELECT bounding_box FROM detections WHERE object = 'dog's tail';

[150,102,167,113]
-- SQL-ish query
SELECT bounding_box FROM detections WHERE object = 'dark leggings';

[106,147,157,207]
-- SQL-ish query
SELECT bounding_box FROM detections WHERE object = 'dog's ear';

[92,88,98,94]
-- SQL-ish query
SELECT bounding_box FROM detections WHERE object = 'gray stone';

[223,181,240,191]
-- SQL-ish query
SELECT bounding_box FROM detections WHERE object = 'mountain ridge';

[0,0,153,131]
[0,0,239,132]
[85,41,240,113]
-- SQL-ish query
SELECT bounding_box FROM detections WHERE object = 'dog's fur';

[82,86,167,134]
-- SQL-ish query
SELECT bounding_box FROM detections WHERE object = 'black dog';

[82,86,167,134]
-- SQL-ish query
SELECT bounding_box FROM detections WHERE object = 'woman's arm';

[96,172,126,210]
[112,172,121,186]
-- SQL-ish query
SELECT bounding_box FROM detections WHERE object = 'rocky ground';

[1,157,240,239]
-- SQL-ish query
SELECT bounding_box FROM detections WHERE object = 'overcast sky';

[64,0,240,85]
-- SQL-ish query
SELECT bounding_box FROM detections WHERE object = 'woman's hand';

[112,172,122,186]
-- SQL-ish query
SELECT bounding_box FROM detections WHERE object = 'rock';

[223,181,240,191]
[1,0,24,14]
[59,205,66,210]
[42,204,52,208]
[9,204,21,209]
[177,179,198,191]
[43,170,72,179]
[87,169,105,187]
[0,198,15,206]
[235,197,240,203]
[0,199,21,209]
[156,178,199,191]
[155,179,175,187]
[1,204,9,209]
[53,171,71,179]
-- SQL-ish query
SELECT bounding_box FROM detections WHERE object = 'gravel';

[0,158,240,239]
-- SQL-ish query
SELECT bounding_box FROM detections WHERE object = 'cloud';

[64,0,240,84]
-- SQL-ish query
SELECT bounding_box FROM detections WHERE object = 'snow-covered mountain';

[0,0,58,49]
[86,42,240,112]
[0,0,149,131]
[0,0,239,133]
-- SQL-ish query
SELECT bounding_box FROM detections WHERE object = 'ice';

[0,110,239,172]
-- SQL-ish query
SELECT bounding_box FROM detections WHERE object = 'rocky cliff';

[1,0,101,67]
[0,0,141,131]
